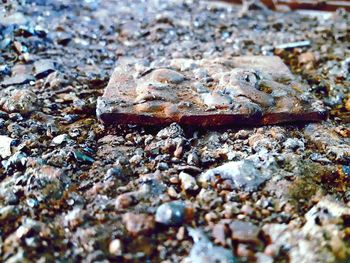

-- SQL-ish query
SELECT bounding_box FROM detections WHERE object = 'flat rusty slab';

[97,56,326,127]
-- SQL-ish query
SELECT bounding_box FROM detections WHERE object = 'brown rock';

[298,52,316,70]
[122,212,155,236]
[97,56,326,127]
[115,193,137,209]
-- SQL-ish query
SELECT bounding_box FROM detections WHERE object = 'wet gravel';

[0,0,350,262]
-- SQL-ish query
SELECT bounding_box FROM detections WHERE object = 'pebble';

[109,239,123,256]
[51,134,69,145]
[345,97,350,111]
[229,220,260,244]
[157,162,169,171]
[199,159,270,191]
[129,154,142,165]
[256,252,273,263]
[187,152,200,166]
[73,150,94,164]
[105,167,123,179]
[0,64,11,76]
[122,212,155,236]
[179,172,199,192]
[34,59,55,79]
[115,193,136,209]
[0,135,14,159]
[156,123,184,139]
[212,222,230,246]
[0,88,38,115]
[155,200,187,226]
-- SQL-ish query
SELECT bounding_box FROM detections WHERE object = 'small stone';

[109,239,123,256]
[157,123,184,139]
[34,60,55,79]
[73,150,94,164]
[157,162,169,171]
[199,159,271,192]
[115,193,136,209]
[167,186,178,198]
[26,165,68,201]
[179,172,198,192]
[105,167,123,179]
[298,52,315,69]
[174,144,184,158]
[51,134,69,145]
[155,200,187,226]
[86,251,106,262]
[129,154,142,165]
[0,88,38,115]
[122,212,155,236]
[229,221,260,244]
[0,135,13,158]
[212,222,230,246]
[187,152,200,166]
[176,226,186,241]
[26,198,39,208]
[0,64,11,76]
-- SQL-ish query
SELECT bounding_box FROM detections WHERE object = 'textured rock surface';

[97,56,326,126]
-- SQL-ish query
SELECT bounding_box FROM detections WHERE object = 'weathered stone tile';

[97,57,325,127]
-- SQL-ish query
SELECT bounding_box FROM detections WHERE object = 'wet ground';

[0,0,350,262]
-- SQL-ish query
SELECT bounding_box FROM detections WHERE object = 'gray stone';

[155,200,186,226]
[199,159,271,192]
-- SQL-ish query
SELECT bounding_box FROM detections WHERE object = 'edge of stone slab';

[96,97,328,127]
